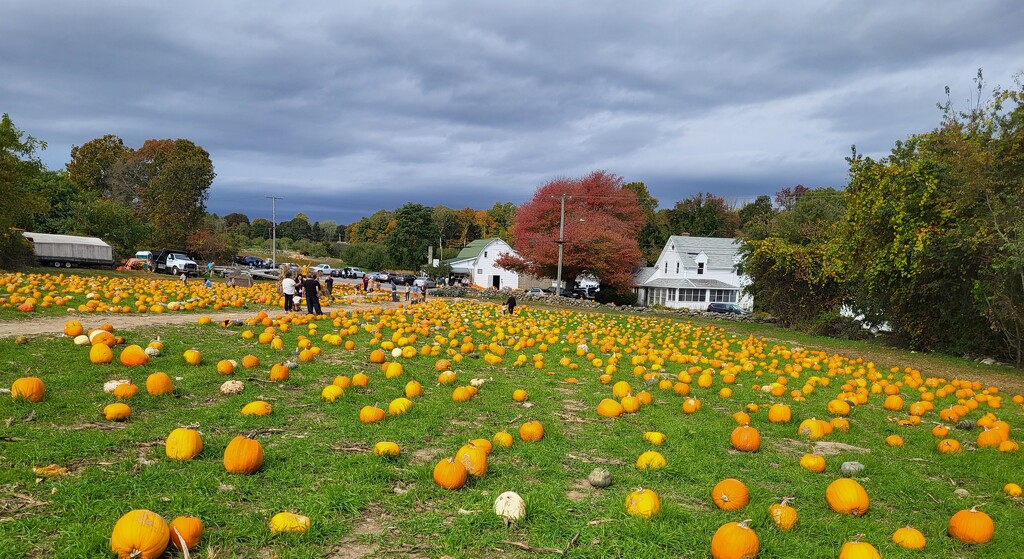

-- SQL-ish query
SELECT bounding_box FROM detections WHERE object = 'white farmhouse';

[633,235,752,310]
[446,238,520,289]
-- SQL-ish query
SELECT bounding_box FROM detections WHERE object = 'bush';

[595,285,637,306]
[0,232,36,270]
[808,310,870,340]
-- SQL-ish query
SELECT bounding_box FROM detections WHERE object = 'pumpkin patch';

[2,293,1023,557]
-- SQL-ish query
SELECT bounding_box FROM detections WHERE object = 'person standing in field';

[302,272,323,316]
[362,275,369,292]
[281,272,297,312]
[506,295,517,315]
[324,274,334,302]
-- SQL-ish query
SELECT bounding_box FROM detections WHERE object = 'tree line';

[740,74,1024,365]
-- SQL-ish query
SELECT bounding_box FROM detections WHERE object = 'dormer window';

[697,262,705,275]
[664,262,668,273]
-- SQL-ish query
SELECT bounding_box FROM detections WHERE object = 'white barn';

[446,238,520,289]
[633,235,752,310]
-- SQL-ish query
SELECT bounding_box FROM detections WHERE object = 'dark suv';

[707,303,749,315]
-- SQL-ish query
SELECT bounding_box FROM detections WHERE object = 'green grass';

[1,301,1022,558]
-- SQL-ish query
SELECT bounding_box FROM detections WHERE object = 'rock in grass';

[840,461,865,477]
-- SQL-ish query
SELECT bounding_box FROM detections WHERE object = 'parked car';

[525,287,548,295]
[365,272,382,281]
[310,264,334,276]
[707,303,750,315]
[545,287,581,298]
[393,273,417,285]
[342,267,365,278]
[414,277,437,289]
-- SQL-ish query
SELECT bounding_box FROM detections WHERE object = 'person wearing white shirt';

[281,273,297,311]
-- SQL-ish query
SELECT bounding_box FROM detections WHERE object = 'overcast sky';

[2,1,1021,224]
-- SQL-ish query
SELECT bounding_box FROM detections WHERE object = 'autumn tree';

[141,139,215,248]
[0,114,47,267]
[387,203,435,269]
[623,181,666,264]
[737,195,775,235]
[665,192,739,237]
[496,170,643,294]
[737,187,847,328]
[66,134,131,197]
[488,202,517,240]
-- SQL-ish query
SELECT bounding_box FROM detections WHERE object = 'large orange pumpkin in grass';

[948,506,994,544]
[826,478,870,517]
[352,373,369,387]
[168,516,203,551]
[11,377,45,403]
[146,372,174,395]
[433,457,467,490]
[242,355,259,369]
[269,363,289,382]
[110,509,169,559]
[370,349,386,363]
[113,383,139,400]
[90,343,114,364]
[711,519,759,559]
[404,380,422,398]
[182,349,202,366]
[223,435,264,474]
[712,478,749,511]
[597,398,624,418]
[519,420,544,442]
[165,428,203,460]
[435,358,452,371]
[119,345,150,367]
[730,425,761,452]
[64,319,84,337]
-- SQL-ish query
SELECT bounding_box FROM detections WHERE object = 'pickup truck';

[154,250,200,277]
[310,264,334,276]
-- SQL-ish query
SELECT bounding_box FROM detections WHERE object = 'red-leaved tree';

[496,171,644,293]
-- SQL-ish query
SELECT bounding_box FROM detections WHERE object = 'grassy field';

[1,300,1022,558]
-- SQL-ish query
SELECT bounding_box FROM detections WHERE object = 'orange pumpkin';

[712,478,749,511]
[433,457,467,490]
[223,435,264,474]
[169,516,203,551]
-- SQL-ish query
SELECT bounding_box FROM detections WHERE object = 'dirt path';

[0,300,408,339]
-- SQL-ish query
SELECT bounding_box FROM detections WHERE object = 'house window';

[477,268,483,274]
[664,262,667,273]
[484,251,488,258]
[697,262,705,275]
[675,263,679,273]
[709,289,737,303]
[679,289,706,302]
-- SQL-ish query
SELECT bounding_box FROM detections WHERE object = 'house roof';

[662,235,741,268]
[638,277,738,289]
[454,238,502,261]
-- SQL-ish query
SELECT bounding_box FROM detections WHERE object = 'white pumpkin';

[144,346,161,357]
[103,379,131,393]
[494,491,526,526]
[73,335,90,346]
[220,380,245,395]
[391,347,403,358]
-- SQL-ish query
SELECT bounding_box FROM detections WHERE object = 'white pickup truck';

[310,264,335,276]
[154,250,200,277]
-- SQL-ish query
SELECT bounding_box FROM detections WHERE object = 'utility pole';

[265,196,282,268]
[555,194,568,294]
